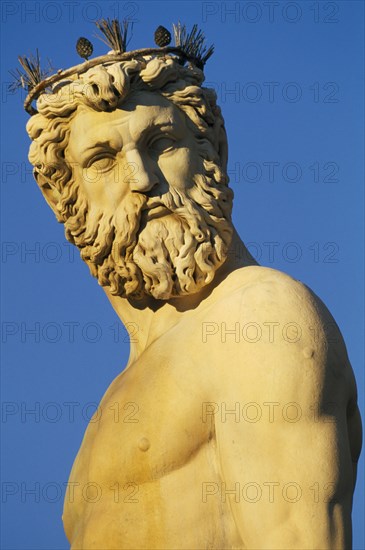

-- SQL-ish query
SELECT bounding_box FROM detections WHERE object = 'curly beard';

[66,159,233,300]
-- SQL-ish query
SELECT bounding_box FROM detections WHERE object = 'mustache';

[141,188,184,212]
[140,188,213,244]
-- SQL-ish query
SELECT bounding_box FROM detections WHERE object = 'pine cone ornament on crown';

[154,26,171,47]
[76,37,94,60]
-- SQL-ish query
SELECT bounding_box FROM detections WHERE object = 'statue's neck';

[104,230,258,365]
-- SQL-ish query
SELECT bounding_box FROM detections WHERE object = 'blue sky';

[1,1,364,548]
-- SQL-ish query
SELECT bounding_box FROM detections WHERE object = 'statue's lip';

[142,203,171,220]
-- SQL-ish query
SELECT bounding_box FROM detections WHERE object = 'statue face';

[67,91,203,217]
[57,90,233,300]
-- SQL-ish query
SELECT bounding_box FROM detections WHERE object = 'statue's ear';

[34,170,63,221]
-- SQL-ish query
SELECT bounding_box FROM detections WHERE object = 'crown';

[9,20,214,116]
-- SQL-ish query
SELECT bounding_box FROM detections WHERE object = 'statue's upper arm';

[210,272,357,548]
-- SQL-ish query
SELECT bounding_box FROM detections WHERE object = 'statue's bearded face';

[66,91,233,300]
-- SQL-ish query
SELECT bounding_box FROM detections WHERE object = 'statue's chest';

[71,342,213,488]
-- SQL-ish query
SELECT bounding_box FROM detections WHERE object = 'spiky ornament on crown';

[10,19,215,115]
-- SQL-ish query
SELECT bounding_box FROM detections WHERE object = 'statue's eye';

[149,136,175,155]
[87,155,116,173]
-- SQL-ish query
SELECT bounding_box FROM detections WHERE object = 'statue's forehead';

[68,91,186,153]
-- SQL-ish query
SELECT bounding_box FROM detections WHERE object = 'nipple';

[303,347,314,359]
[138,437,150,452]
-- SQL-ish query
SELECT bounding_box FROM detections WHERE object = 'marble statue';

[25,49,361,549]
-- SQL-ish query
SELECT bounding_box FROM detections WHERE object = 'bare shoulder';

[223,264,330,312]
[222,264,344,338]
[209,265,357,408]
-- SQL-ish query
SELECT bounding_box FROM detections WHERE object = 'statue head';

[26,56,234,300]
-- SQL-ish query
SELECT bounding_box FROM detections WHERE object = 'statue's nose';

[124,148,159,194]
